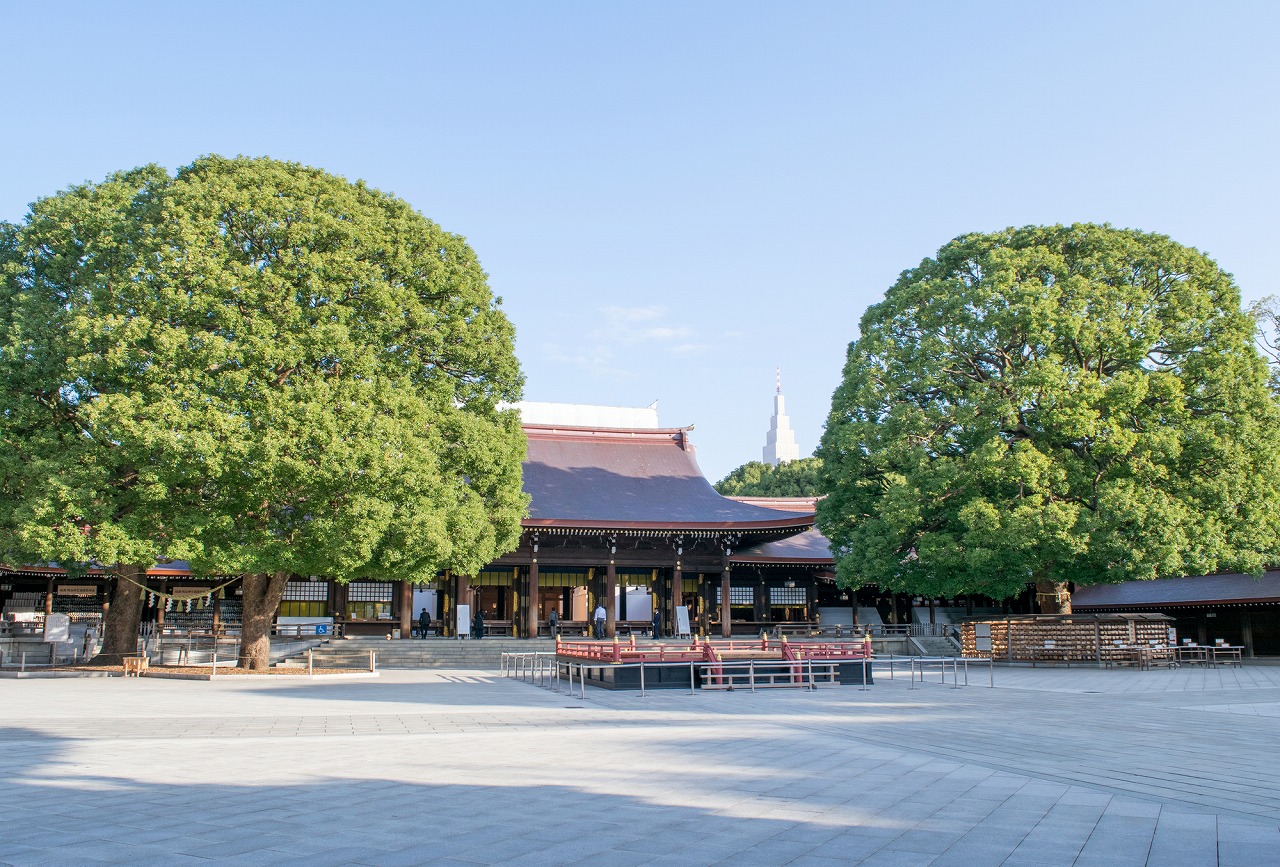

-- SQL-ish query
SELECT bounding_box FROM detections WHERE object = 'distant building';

[762,368,800,466]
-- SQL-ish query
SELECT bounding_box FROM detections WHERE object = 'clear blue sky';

[3,2,1277,481]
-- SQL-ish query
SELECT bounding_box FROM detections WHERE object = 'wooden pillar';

[398,580,412,638]
[457,574,470,638]
[155,580,166,625]
[605,561,617,638]
[670,566,682,637]
[212,593,222,635]
[1241,610,1254,658]
[526,561,539,639]
[44,578,54,616]
[754,578,769,624]
[721,571,732,638]
[618,576,628,621]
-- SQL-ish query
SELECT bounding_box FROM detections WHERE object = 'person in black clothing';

[548,608,559,638]
[651,609,662,640]
[473,607,484,639]
[418,608,431,639]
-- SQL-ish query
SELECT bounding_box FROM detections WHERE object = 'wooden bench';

[122,656,149,677]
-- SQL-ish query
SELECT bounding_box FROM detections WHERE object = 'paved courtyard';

[1,663,1279,866]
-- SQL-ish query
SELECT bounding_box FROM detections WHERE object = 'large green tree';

[1,157,528,668]
[817,224,1280,612]
[0,166,195,662]
[715,457,823,497]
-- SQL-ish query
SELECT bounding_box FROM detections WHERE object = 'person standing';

[418,608,431,639]
[593,602,607,640]
[548,607,559,638]
[651,608,662,640]
[473,607,484,639]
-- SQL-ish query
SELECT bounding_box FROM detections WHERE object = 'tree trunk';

[238,572,289,670]
[92,565,147,665]
[1036,579,1072,614]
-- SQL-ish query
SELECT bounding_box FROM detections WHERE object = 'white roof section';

[511,400,661,429]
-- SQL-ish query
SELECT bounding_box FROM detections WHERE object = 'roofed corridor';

[1,665,1278,865]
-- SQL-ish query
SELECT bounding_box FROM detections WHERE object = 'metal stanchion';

[308,648,313,676]
[689,661,696,695]
[749,659,755,692]
[639,661,645,697]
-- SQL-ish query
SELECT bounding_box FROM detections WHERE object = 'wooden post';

[526,561,539,639]
[155,581,166,625]
[720,571,732,638]
[754,579,769,626]
[1241,611,1254,658]
[457,574,470,638]
[44,578,54,616]
[398,580,412,639]
[671,566,682,637]
[605,561,617,639]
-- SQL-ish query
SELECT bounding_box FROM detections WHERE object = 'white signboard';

[674,605,691,638]
[44,612,70,643]
[975,623,992,654]
[456,604,471,640]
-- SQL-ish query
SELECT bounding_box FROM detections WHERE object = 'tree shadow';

[0,723,905,865]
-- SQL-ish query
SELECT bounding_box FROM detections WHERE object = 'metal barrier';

[700,658,839,691]
[500,651,557,685]
[502,656,871,698]
[877,654,994,688]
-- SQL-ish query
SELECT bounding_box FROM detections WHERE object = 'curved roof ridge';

[521,424,812,532]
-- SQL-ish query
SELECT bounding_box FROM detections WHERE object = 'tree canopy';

[1,156,528,665]
[816,224,1280,610]
[714,457,823,498]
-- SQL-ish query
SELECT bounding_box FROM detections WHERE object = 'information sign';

[674,605,690,638]
[975,622,992,654]
[456,603,471,640]
[44,612,70,643]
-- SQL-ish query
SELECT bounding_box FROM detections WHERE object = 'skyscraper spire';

[763,368,800,466]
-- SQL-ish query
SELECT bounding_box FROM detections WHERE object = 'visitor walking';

[418,608,431,639]
[548,608,559,638]
[593,602,607,640]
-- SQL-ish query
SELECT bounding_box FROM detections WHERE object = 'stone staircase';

[909,636,962,657]
[279,636,555,669]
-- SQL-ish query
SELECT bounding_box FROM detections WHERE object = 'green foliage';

[0,156,527,585]
[816,224,1280,599]
[1249,295,1280,391]
[714,458,823,497]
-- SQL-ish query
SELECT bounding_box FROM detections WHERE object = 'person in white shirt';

[593,603,607,639]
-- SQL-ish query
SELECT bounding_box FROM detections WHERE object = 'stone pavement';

[1,664,1278,865]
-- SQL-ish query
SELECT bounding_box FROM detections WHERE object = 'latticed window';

[713,586,755,605]
[283,581,327,601]
[348,582,393,602]
[770,586,807,605]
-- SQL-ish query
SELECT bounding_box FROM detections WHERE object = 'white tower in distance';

[762,368,800,466]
